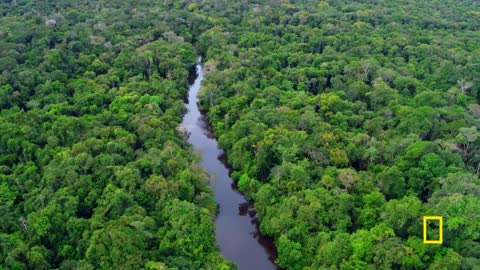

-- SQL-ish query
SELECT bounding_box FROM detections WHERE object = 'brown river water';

[181,59,280,270]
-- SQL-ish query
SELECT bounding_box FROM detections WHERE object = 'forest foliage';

[1,0,480,269]
[0,1,231,269]
[192,0,480,269]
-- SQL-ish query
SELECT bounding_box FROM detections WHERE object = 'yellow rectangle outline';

[423,216,443,244]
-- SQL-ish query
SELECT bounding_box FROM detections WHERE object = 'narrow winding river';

[182,60,279,270]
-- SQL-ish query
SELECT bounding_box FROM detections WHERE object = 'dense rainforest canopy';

[195,0,480,269]
[0,0,231,269]
[1,0,480,269]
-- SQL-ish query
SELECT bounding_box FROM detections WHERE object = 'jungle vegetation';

[1,0,480,269]
[0,1,231,269]
[195,0,480,269]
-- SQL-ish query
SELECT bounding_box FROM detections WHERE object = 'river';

[181,59,279,270]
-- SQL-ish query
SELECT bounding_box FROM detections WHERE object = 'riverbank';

[181,59,279,270]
